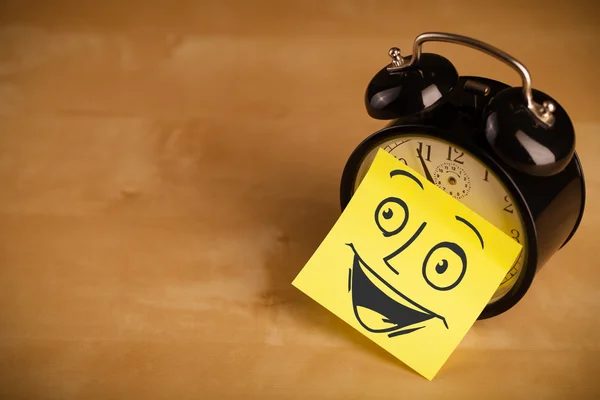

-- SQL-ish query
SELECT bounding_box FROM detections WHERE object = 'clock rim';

[339,123,539,319]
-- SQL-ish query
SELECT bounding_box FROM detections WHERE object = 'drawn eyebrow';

[390,170,423,190]
[455,215,484,249]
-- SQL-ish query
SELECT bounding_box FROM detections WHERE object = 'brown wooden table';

[0,1,598,398]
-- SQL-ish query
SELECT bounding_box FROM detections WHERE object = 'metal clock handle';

[386,32,555,127]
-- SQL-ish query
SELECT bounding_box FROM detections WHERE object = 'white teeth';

[358,259,430,315]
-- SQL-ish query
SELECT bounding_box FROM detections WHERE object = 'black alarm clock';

[339,32,586,319]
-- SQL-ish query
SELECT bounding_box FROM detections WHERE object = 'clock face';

[352,134,526,303]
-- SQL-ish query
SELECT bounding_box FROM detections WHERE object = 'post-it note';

[292,149,522,380]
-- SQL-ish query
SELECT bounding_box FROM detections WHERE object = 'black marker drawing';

[347,169,483,338]
[422,242,467,291]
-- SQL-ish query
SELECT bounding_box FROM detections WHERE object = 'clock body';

[340,76,586,319]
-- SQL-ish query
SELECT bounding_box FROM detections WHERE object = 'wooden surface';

[0,1,598,398]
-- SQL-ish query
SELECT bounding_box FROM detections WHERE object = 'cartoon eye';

[422,242,467,291]
[374,197,409,237]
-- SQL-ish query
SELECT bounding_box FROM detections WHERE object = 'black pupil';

[436,260,448,274]
[382,208,393,219]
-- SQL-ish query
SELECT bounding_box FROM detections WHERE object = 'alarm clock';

[339,32,586,319]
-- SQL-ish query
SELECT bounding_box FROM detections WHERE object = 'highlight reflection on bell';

[483,87,576,177]
[365,48,458,120]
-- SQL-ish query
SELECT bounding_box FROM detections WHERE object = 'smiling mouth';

[347,244,448,337]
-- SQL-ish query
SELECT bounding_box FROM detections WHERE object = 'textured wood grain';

[0,1,598,399]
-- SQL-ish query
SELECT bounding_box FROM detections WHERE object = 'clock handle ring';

[386,32,555,127]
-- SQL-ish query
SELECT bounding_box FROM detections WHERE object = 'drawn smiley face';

[347,169,485,338]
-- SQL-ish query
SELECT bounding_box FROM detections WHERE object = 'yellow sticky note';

[292,149,522,380]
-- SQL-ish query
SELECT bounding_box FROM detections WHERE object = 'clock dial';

[353,135,526,303]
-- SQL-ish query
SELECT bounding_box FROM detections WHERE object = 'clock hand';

[417,149,435,184]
